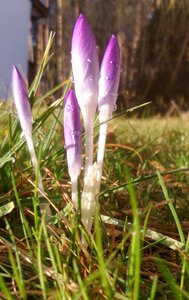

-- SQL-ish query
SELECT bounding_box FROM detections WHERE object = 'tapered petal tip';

[64,89,73,107]
[12,65,21,79]
[106,35,120,61]
[72,14,95,52]
[74,14,89,32]
[12,65,27,92]
[12,64,18,72]
[12,65,19,83]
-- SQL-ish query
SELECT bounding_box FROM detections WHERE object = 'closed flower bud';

[71,14,99,119]
[64,90,82,180]
[98,35,121,122]
[12,65,32,136]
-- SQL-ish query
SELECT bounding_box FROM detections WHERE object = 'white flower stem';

[84,118,94,180]
[71,177,78,207]
[96,120,108,195]
[26,135,44,192]
[81,163,97,237]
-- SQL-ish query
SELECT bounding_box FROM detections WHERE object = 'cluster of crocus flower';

[12,14,120,237]
[64,14,120,235]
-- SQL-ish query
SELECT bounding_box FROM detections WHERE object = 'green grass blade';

[5,220,26,299]
[156,257,189,299]
[29,32,55,99]
[0,276,14,300]
[124,167,141,300]
[157,171,185,244]
[73,259,89,300]
[180,234,189,295]
[94,204,113,298]
[37,218,47,300]
[149,275,158,300]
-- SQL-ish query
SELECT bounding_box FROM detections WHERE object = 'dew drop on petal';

[71,130,81,136]
[71,76,74,83]
[66,104,74,113]
[87,58,91,63]
[88,75,93,81]
[113,104,117,111]
[111,92,117,98]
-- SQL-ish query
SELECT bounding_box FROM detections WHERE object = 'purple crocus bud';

[64,90,82,180]
[12,65,32,136]
[71,14,99,123]
[98,35,121,121]
[12,65,49,210]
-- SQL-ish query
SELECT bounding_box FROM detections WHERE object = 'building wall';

[0,0,31,99]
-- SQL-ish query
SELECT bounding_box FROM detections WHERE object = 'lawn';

[1,88,189,299]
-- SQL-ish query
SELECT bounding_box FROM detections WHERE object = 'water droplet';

[113,104,117,111]
[111,92,117,98]
[87,58,91,63]
[110,60,113,64]
[66,104,72,112]
[105,76,111,80]
[88,75,93,81]
[71,130,81,136]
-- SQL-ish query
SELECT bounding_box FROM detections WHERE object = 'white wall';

[0,0,31,99]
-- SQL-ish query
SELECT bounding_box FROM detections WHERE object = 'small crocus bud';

[71,14,99,178]
[12,65,32,137]
[98,35,121,122]
[12,65,51,217]
[96,36,121,194]
[64,90,82,205]
[64,90,82,179]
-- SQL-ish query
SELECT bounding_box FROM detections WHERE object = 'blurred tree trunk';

[36,20,43,69]
[167,30,189,91]
[56,0,63,85]
[128,0,144,91]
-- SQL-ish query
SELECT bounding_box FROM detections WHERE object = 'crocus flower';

[12,65,33,137]
[98,35,121,122]
[96,35,121,194]
[12,65,50,215]
[64,90,82,206]
[71,14,99,179]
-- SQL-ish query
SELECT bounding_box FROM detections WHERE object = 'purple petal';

[71,14,99,118]
[98,35,121,118]
[64,90,82,179]
[12,65,32,136]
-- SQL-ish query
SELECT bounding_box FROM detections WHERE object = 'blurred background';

[1,0,189,114]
